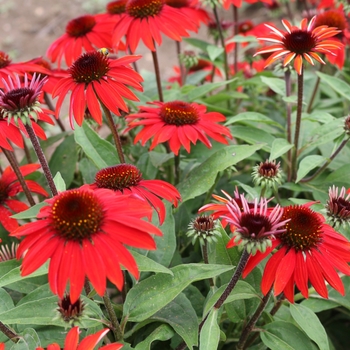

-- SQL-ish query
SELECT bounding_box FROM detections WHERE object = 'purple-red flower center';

[193,215,215,232]
[1,88,36,111]
[51,190,104,241]
[0,51,11,68]
[95,164,142,191]
[165,0,189,8]
[126,0,164,18]
[239,213,272,238]
[282,30,316,54]
[70,51,110,83]
[107,0,128,14]
[160,101,199,126]
[66,15,96,37]
[239,21,254,34]
[280,205,322,251]
[58,294,84,322]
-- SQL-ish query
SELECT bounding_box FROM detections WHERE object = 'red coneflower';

[112,0,198,53]
[52,50,143,128]
[91,164,181,224]
[46,15,114,68]
[0,164,48,232]
[11,186,162,303]
[326,186,350,228]
[255,16,343,74]
[14,326,123,350]
[244,203,350,302]
[0,51,50,89]
[224,195,287,255]
[126,100,232,155]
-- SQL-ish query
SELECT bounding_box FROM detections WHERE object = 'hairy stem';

[202,241,214,287]
[232,5,238,75]
[151,47,164,102]
[24,123,58,196]
[1,147,36,206]
[236,287,273,350]
[103,292,123,341]
[0,321,19,343]
[291,69,304,182]
[100,101,126,163]
[284,69,292,182]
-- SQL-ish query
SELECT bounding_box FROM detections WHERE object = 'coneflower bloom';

[244,203,350,302]
[6,326,123,350]
[224,195,287,255]
[90,164,181,224]
[0,51,50,89]
[326,186,350,228]
[46,15,114,68]
[313,9,347,69]
[0,164,48,232]
[165,0,210,27]
[254,16,343,75]
[126,100,232,155]
[112,0,198,53]
[11,186,162,303]
[52,50,143,128]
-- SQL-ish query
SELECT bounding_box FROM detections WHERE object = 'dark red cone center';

[66,15,96,37]
[160,101,199,126]
[283,30,316,54]
[239,213,272,238]
[126,0,164,18]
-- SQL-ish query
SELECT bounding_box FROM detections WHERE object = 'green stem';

[232,5,239,75]
[300,137,350,183]
[236,287,273,350]
[103,292,123,341]
[24,123,58,197]
[100,101,126,164]
[284,69,292,182]
[176,41,185,86]
[202,241,214,287]
[174,153,180,185]
[0,321,18,343]
[291,69,304,182]
[213,5,230,84]
[1,147,36,206]
[151,47,164,102]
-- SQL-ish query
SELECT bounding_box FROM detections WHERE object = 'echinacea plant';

[1,1,350,349]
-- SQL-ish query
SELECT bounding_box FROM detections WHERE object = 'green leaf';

[225,35,258,44]
[48,134,77,187]
[124,264,234,322]
[199,308,220,350]
[178,144,264,203]
[0,288,14,313]
[261,321,316,350]
[290,303,329,350]
[131,251,173,275]
[326,164,350,185]
[295,155,326,183]
[182,79,236,101]
[183,38,212,52]
[204,280,259,315]
[74,121,119,169]
[79,157,99,184]
[261,76,286,96]
[225,111,284,129]
[11,202,47,219]
[0,261,48,288]
[152,293,198,349]
[206,45,224,61]
[134,324,174,350]
[317,72,350,101]
[230,126,275,148]
[269,138,293,161]
[53,172,66,192]
[10,328,40,350]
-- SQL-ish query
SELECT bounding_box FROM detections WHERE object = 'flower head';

[252,159,283,189]
[244,203,350,302]
[46,15,114,68]
[91,163,181,224]
[0,164,48,232]
[255,16,343,74]
[52,50,143,128]
[126,100,232,155]
[57,294,85,324]
[186,215,221,245]
[222,0,273,10]
[11,186,162,303]
[326,186,350,228]
[112,0,198,52]
[224,195,287,255]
